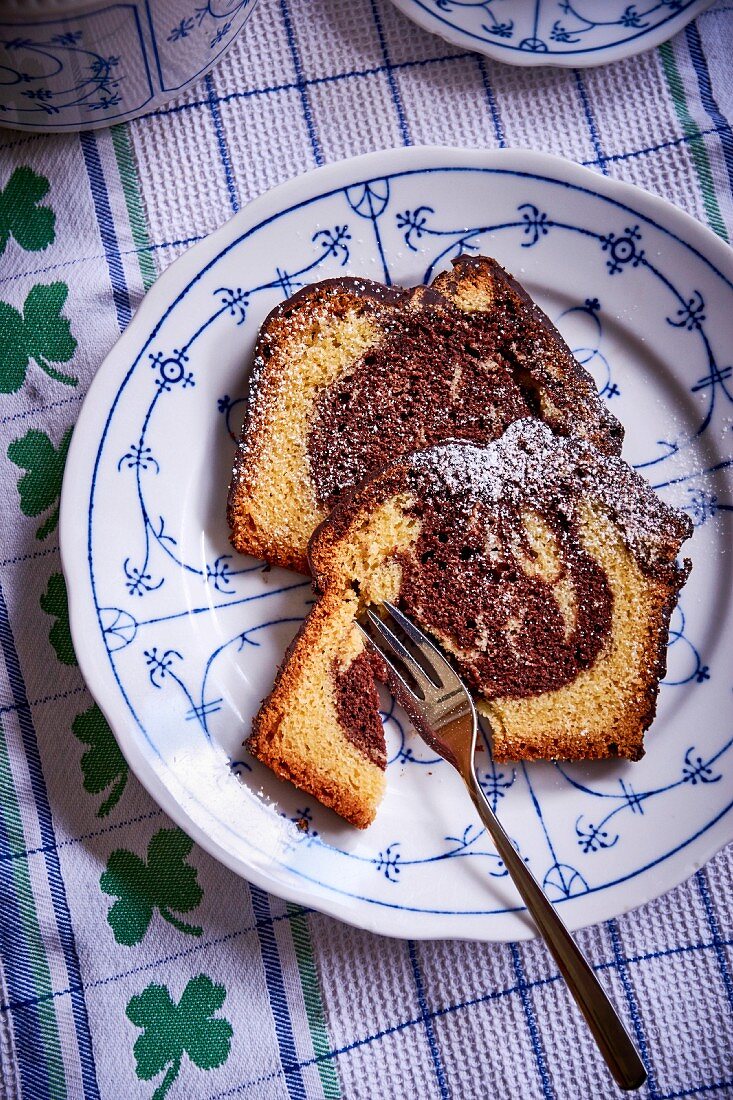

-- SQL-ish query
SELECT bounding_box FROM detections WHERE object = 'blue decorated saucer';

[60,147,733,941]
[388,0,714,66]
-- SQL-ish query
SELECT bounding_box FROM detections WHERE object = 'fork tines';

[357,602,463,709]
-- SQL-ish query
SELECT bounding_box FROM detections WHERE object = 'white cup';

[0,0,260,131]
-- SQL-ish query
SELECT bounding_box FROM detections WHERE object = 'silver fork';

[358,601,647,1093]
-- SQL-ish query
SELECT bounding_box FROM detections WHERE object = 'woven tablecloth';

[1,1,733,1096]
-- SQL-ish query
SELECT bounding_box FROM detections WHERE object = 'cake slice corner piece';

[246,589,388,829]
[246,471,422,827]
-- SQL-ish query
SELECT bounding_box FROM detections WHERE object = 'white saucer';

[388,0,714,67]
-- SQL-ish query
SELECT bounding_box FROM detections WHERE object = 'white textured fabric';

[0,1,732,1097]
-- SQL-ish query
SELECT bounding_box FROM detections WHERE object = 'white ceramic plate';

[388,0,714,67]
[61,147,733,941]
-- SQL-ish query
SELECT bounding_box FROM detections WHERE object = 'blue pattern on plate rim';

[88,165,733,914]
[399,0,707,56]
[0,6,153,125]
[165,0,253,48]
[0,1,259,125]
[147,0,259,93]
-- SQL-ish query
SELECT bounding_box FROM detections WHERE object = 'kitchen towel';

[1,1,732,1096]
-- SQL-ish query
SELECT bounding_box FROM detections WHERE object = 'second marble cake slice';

[227,255,623,574]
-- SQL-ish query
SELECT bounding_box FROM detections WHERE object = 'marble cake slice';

[246,419,691,828]
[227,255,623,575]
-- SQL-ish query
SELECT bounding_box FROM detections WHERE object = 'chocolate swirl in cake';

[388,420,690,703]
[398,498,613,700]
[331,650,387,769]
[305,259,624,515]
[307,287,534,512]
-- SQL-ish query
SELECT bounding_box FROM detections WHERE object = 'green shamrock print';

[0,282,77,394]
[72,703,128,817]
[7,427,72,539]
[101,827,204,946]
[40,572,77,666]
[0,167,55,256]
[127,975,233,1100]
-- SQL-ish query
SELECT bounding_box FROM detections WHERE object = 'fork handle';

[465,771,647,1092]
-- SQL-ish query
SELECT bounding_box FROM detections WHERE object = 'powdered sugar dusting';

[410,419,692,569]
